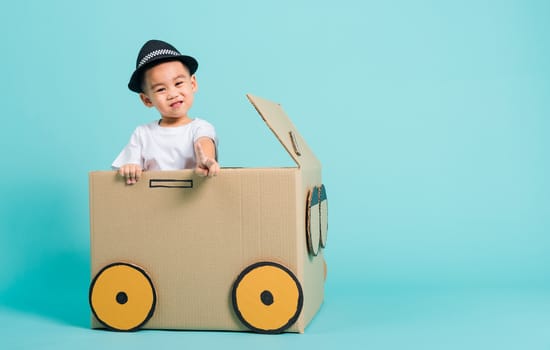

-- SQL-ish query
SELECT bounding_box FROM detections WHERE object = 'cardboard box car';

[89,94,328,333]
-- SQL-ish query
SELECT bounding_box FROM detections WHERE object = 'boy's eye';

[175,81,184,86]
[155,87,166,93]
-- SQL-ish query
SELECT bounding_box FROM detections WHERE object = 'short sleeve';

[193,119,218,160]
[111,128,143,169]
[192,119,218,146]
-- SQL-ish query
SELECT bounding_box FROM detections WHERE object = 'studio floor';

[1,286,548,349]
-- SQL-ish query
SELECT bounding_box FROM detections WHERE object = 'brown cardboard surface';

[89,95,327,333]
[246,94,321,171]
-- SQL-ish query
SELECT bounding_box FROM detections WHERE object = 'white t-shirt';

[112,118,217,170]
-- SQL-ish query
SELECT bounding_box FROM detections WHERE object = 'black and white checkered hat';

[128,39,198,93]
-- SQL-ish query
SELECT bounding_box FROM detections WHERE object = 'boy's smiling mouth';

[170,101,183,108]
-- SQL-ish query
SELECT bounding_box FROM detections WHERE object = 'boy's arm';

[194,137,220,177]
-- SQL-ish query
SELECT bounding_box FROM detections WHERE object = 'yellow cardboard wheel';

[89,262,156,331]
[232,261,303,334]
[306,187,321,256]
[319,184,328,248]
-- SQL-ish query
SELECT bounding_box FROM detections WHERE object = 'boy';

[113,39,219,184]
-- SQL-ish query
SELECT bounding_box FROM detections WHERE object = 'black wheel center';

[260,290,274,306]
[116,291,128,305]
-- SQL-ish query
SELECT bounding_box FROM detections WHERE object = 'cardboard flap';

[247,94,321,169]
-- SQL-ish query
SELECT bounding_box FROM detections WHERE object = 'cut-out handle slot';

[289,131,301,156]
[149,179,193,188]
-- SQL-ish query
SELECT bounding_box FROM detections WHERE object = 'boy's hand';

[118,164,142,185]
[194,141,220,177]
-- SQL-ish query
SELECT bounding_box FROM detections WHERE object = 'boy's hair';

[128,40,198,93]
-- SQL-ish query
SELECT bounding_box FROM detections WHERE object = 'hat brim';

[128,55,198,93]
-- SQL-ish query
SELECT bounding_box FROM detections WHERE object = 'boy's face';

[139,61,197,122]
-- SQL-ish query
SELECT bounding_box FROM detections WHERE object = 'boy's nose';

[167,90,178,99]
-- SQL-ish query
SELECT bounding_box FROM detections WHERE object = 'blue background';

[1,0,550,348]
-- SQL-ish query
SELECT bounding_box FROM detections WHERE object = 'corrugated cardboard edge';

[89,172,99,329]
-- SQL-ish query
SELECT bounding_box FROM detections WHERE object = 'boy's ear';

[191,75,198,93]
[139,93,154,107]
